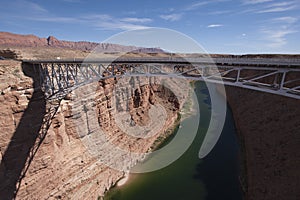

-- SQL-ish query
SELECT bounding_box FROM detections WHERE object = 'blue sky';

[0,0,299,54]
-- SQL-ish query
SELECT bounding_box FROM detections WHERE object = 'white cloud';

[121,18,152,23]
[271,16,298,24]
[96,22,150,30]
[262,29,296,47]
[183,0,232,12]
[82,14,112,20]
[84,15,153,30]
[209,10,231,15]
[257,5,296,13]
[241,0,298,14]
[207,24,223,28]
[122,11,137,15]
[160,14,182,21]
[243,0,273,4]
[27,14,152,31]
[27,1,47,13]
[265,1,295,7]
[257,1,298,13]
[168,8,175,12]
[184,1,210,11]
[15,0,48,13]
[261,16,298,48]
[31,16,81,23]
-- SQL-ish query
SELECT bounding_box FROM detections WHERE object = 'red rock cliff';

[0,60,185,199]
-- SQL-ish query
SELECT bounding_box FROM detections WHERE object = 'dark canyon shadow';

[0,63,54,199]
[194,106,243,200]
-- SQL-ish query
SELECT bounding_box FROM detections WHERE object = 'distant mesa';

[0,31,164,53]
[1,31,298,60]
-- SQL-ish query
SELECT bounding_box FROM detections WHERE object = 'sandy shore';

[117,173,130,186]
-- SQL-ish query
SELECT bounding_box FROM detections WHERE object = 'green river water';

[104,81,242,200]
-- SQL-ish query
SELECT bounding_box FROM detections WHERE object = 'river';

[104,81,242,200]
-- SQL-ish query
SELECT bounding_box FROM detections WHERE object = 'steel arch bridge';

[25,57,300,100]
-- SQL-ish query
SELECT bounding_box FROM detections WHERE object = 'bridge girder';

[33,61,300,100]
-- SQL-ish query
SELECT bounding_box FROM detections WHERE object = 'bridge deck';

[23,57,300,100]
[23,57,300,68]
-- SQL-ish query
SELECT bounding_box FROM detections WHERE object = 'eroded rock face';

[93,76,181,150]
[225,86,300,200]
[0,49,20,59]
[0,61,187,199]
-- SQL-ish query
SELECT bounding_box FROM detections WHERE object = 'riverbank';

[225,86,300,200]
[112,83,197,189]
[111,83,300,200]
[103,81,242,200]
[117,173,130,186]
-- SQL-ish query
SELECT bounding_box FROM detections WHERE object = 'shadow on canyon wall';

[0,63,52,199]
[193,106,243,200]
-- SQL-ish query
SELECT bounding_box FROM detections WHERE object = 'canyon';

[0,59,189,199]
[0,32,299,200]
[1,59,299,200]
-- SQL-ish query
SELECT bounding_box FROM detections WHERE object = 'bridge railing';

[24,57,300,67]
[33,61,300,100]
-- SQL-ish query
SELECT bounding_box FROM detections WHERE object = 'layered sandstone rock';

[0,60,187,199]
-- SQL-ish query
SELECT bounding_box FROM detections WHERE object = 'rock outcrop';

[0,60,186,199]
[0,49,21,59]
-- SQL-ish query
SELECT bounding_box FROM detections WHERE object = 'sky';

[0,0,299,54]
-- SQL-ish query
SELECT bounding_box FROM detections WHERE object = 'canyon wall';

[0,61,186,199]
[225,86,300,200]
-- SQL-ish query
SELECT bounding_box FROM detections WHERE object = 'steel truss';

[37,62,300,100]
